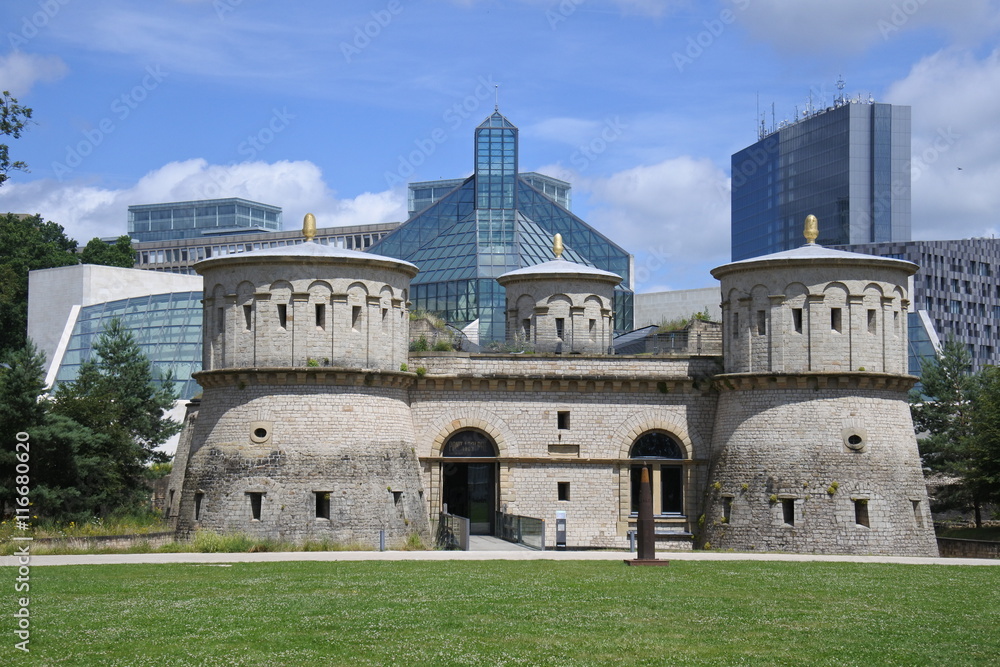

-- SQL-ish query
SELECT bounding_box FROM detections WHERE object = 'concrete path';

[468,535,533,551]
[5,549,999,567]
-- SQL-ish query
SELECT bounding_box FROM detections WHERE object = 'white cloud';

[885,48,1000,240]
[736,0,1000,55]
[0,159,407,243]
[543,156,731,291]
[0,51,67,95]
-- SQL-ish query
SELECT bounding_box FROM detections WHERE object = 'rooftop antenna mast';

[757,92,762,139]
[495,84,499,111]
[836,75,846,106]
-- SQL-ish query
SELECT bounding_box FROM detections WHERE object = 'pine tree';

[967,365,1000,509]
[52,318,181,515]
[0,341,105,520]
[910,339,986,525]
[0,341,49,515]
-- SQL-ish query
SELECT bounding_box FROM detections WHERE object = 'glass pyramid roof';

[369,110,634,342]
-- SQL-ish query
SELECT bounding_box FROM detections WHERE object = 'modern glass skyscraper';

[371,110,633,343]
[731,100,911,261]
[128,198,282,242]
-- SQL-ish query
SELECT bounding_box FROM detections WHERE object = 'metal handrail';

[435,511,470,551]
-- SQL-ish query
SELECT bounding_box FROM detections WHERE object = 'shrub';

[432,339,453,352]
[409,336,429,352]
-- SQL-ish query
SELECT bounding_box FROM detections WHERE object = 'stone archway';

[441,429,498,535]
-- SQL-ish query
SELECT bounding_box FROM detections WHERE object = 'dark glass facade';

[128,198,282,243]
[731,103,910,261]
[371,110,634,342]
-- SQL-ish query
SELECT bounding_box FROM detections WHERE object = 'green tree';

[1,90,33,187]
[966,365,1000,508]
[0,213,80,358]
[80,235,136,268]
[910,340,988,526]
[0,341,105,520]
[52,318,181,515]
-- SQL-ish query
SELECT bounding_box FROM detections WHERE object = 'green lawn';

[4,560,999,666]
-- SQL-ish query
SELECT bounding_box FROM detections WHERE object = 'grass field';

[4,560,999,666]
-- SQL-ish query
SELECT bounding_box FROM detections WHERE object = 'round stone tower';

[496,234,621,354]
[700,216,938,556]
[169,215,430,545]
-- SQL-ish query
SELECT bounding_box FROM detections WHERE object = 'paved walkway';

[468,535,533,551]
[4,549,998,567]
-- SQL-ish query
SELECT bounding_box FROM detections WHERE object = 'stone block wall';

[701,374,938,556]
[201,259,412,372]
[172,370,429,545]
[409,355,720,547]
[719,262,911,375]
[498,275,618,354]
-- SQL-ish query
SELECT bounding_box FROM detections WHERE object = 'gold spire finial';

[553,233,564,259]
[303,213,317,242]
[804,214,819,244]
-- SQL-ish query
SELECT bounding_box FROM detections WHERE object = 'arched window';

[630,431,684,515]
[443,430,497,458]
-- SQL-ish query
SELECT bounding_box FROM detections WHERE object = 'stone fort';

[167,215,938,556]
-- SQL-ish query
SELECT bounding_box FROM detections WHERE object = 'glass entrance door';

[442,462,496,535]
[467,463,494,534]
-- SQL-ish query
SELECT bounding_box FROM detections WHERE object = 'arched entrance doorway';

[441,430,498,535]
[630,431,685,516]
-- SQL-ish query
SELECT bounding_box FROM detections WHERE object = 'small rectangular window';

[854,499,870,527]
[555,317,565,339]
[781,498,795,526]
[732,312,739,338]
[867,309,877,334]
[557,411,570,430]
[557,482,570,501]
[243,304,252,331]
[589,318,597,341]
[757,310,766,335]
[912,500,923,528]
[168,489,175,513]
[217,307,225,334]
[194,492,204,520]
[248,492,263,520]
[352,305,362,329]
[522,318,531,338]
[831,308,842,333]
[382,307,388,321]
[894,311,899,334]
[315,303,325,329]
[315,492,330,520]
[792,308,803,333]
[723,496,733,523]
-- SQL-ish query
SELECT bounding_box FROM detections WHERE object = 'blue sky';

[2,0,999,291]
